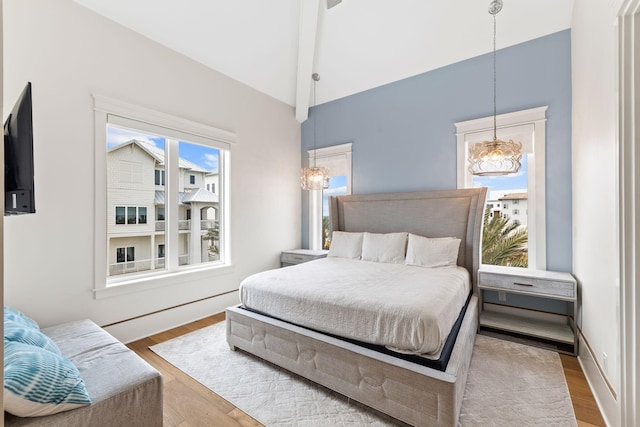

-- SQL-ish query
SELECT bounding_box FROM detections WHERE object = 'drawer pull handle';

[513,282,533,287]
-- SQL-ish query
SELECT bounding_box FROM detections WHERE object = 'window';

[115,206,147,225]
[155,170,165,186]
[115,246,135,273]
[138,207,147,224]
[94,94,234,295]
[127,207,137,224]
[306,143,352,250]
[115,206,125,224]
[456,106,547,269]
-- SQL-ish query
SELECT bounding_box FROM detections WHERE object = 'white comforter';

[239,257,471,358]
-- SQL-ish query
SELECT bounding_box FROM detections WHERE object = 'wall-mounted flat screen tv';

[4,82,35,215]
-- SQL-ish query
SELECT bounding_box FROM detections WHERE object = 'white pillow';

[405,233,461,268]
[327,231,364,259]
[361,232,408,264]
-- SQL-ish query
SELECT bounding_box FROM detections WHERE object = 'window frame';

[115,206,125,224]
[155,169,165,186]
[455,106,547,270]
[307,143,352,250]
[138,207,147,224]
[93,94,235,298]
[115,206,148,225]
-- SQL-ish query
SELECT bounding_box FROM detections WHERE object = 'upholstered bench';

[4,310,163,427]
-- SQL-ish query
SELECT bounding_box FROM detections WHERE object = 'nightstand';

[280,249,328,267]
[478,265,577,355]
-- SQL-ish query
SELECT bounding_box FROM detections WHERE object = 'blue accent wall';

[302,29,572,273]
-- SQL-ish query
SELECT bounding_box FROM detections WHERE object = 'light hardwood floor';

[128,313,606,427]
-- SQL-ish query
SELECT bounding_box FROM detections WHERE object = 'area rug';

[150,322,577,426]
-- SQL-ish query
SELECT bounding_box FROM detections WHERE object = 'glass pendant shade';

[468,137,522,176]
[300,166,330,190]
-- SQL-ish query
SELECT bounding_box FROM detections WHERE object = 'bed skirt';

[225,295,478,426]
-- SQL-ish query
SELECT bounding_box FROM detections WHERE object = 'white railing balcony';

[109,255,190,276]
[201,220,216,229]
[109,259,153,276]
[156,220,191,231]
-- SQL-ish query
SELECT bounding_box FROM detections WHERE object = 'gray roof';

[109,139,213,173]
[183,188,219,204]
[499,192,528,200]
[154,189,218,205]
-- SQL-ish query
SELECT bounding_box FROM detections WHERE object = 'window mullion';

[309,190,323,250]
[166,139,180,271]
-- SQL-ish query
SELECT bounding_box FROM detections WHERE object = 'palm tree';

[202,221,220,256]
[481,207,528,267]
[322,216,331,249]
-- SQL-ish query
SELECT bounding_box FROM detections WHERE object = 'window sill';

[94,263,234,300]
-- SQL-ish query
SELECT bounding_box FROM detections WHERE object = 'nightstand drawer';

[480,272,576,299]
[280,249,328,267]
[281,253,312,264]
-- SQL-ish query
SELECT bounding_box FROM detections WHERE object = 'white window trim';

[93,94,235,299]
[455,106,547,270]
[307,143,352,250]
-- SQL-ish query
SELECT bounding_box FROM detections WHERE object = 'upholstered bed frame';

[226,188,487,426]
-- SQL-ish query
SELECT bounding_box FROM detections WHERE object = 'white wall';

[3,0,301,341]
[571,1,624,424]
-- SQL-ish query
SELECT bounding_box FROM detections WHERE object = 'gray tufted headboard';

[328,188,487,294]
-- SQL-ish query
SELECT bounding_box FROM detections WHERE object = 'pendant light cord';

[313,76,317,167]
[492,12,497,142]
[312,73,320,168]
[488,0,502,142]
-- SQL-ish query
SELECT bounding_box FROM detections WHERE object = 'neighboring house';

[106,139,219,276]
[498,192,528,227]
[205,170,219,195]
[486,200,502,218]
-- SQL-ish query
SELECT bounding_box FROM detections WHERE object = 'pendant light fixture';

[301,73,330,190]
[468,0,522,176]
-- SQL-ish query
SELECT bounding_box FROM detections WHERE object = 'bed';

[226,188,487,426]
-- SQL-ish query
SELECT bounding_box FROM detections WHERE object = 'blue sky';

[107,125,219,171]
[322,176,347,216]
[472,155,528,200]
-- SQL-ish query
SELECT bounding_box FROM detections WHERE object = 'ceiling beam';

[295,0,321,123]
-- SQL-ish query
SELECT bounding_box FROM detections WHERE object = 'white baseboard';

[103,291,239,344]
[577,329,619,427]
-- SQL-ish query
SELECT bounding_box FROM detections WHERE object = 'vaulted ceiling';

[72,0,573,121]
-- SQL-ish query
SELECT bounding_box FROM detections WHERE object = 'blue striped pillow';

[4,341,92,417]
[4,321,62,356]
[4,306,39,330]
